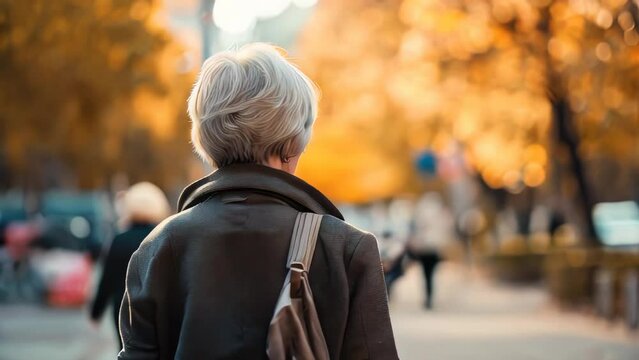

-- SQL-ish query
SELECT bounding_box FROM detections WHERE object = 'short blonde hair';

[122,182,171,225]
[187,43,319,168]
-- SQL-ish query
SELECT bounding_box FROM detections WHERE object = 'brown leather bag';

[266,213,330,360]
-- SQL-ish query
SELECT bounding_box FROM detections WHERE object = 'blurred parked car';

[39,191,115,259]
[1,191,114,306]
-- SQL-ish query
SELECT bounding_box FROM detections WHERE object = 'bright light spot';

[617,11,635,31]
[492,3,514,24]
[595,42,612,62]
[400,30,429,61]
[502,170,520,187]
[523,163,546,187]
[293,0,317,8]
[482,167,503,189]
[524,144,547,166]
[213,0,295,34]
[213,0,256,34]
[255,0,292,19]
[595,9,613,29]
[70,216,91,239]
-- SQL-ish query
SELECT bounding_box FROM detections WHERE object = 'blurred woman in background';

[89,182,170,349]
[408,192,454,309]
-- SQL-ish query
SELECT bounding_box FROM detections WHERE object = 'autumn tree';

[394,0,639,243]
[539,1,639,242]
[297,0,639,243]
[0,0,194,192]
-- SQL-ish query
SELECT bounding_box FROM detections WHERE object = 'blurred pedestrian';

[380,198,413,299]
[89,182,170,349]
[0,221,43,303]
[408,192,454,309]
[381,230,407,298]
[117,43,397,359]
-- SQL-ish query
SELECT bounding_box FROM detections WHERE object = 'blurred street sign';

[415,150,437,176]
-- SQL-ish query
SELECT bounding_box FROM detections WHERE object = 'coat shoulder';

[319,215,378,265]
[320,214,373,239]
[133,213,183,257]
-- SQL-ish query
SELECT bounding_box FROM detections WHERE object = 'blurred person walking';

[408,192,454,309]
[380,229,408,298]
[117,43,397,359]
[379,198,413,299]
[0,222,43,303]
[89,182,170,349]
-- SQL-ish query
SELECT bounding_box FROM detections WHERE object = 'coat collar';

[177,163,344,220]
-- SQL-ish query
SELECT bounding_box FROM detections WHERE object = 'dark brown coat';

[118,164,398,359]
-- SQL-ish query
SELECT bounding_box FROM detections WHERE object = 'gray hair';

[188,43,319,168]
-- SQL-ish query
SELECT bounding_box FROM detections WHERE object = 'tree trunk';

[551,97,600,245]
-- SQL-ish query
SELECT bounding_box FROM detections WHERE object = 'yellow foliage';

[0,0,194,189]
[296,0,639,202]
[297,127,409,203]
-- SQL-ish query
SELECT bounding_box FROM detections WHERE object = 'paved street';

[1,263,638,360]
[0,305,117,360]
[391,263,639,360]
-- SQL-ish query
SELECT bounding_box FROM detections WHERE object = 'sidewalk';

[390,262,639,360]
[0,305,117,360]
[1,263,638,360]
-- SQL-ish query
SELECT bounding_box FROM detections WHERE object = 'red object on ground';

[47,254,92,307]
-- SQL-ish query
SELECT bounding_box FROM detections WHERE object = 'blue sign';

[415,151,437,175]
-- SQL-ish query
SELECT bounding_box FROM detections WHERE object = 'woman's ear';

[282,154,301,175]
[265,154,301,174]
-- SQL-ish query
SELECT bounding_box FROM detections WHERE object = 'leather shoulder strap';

[286,213,323,270]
